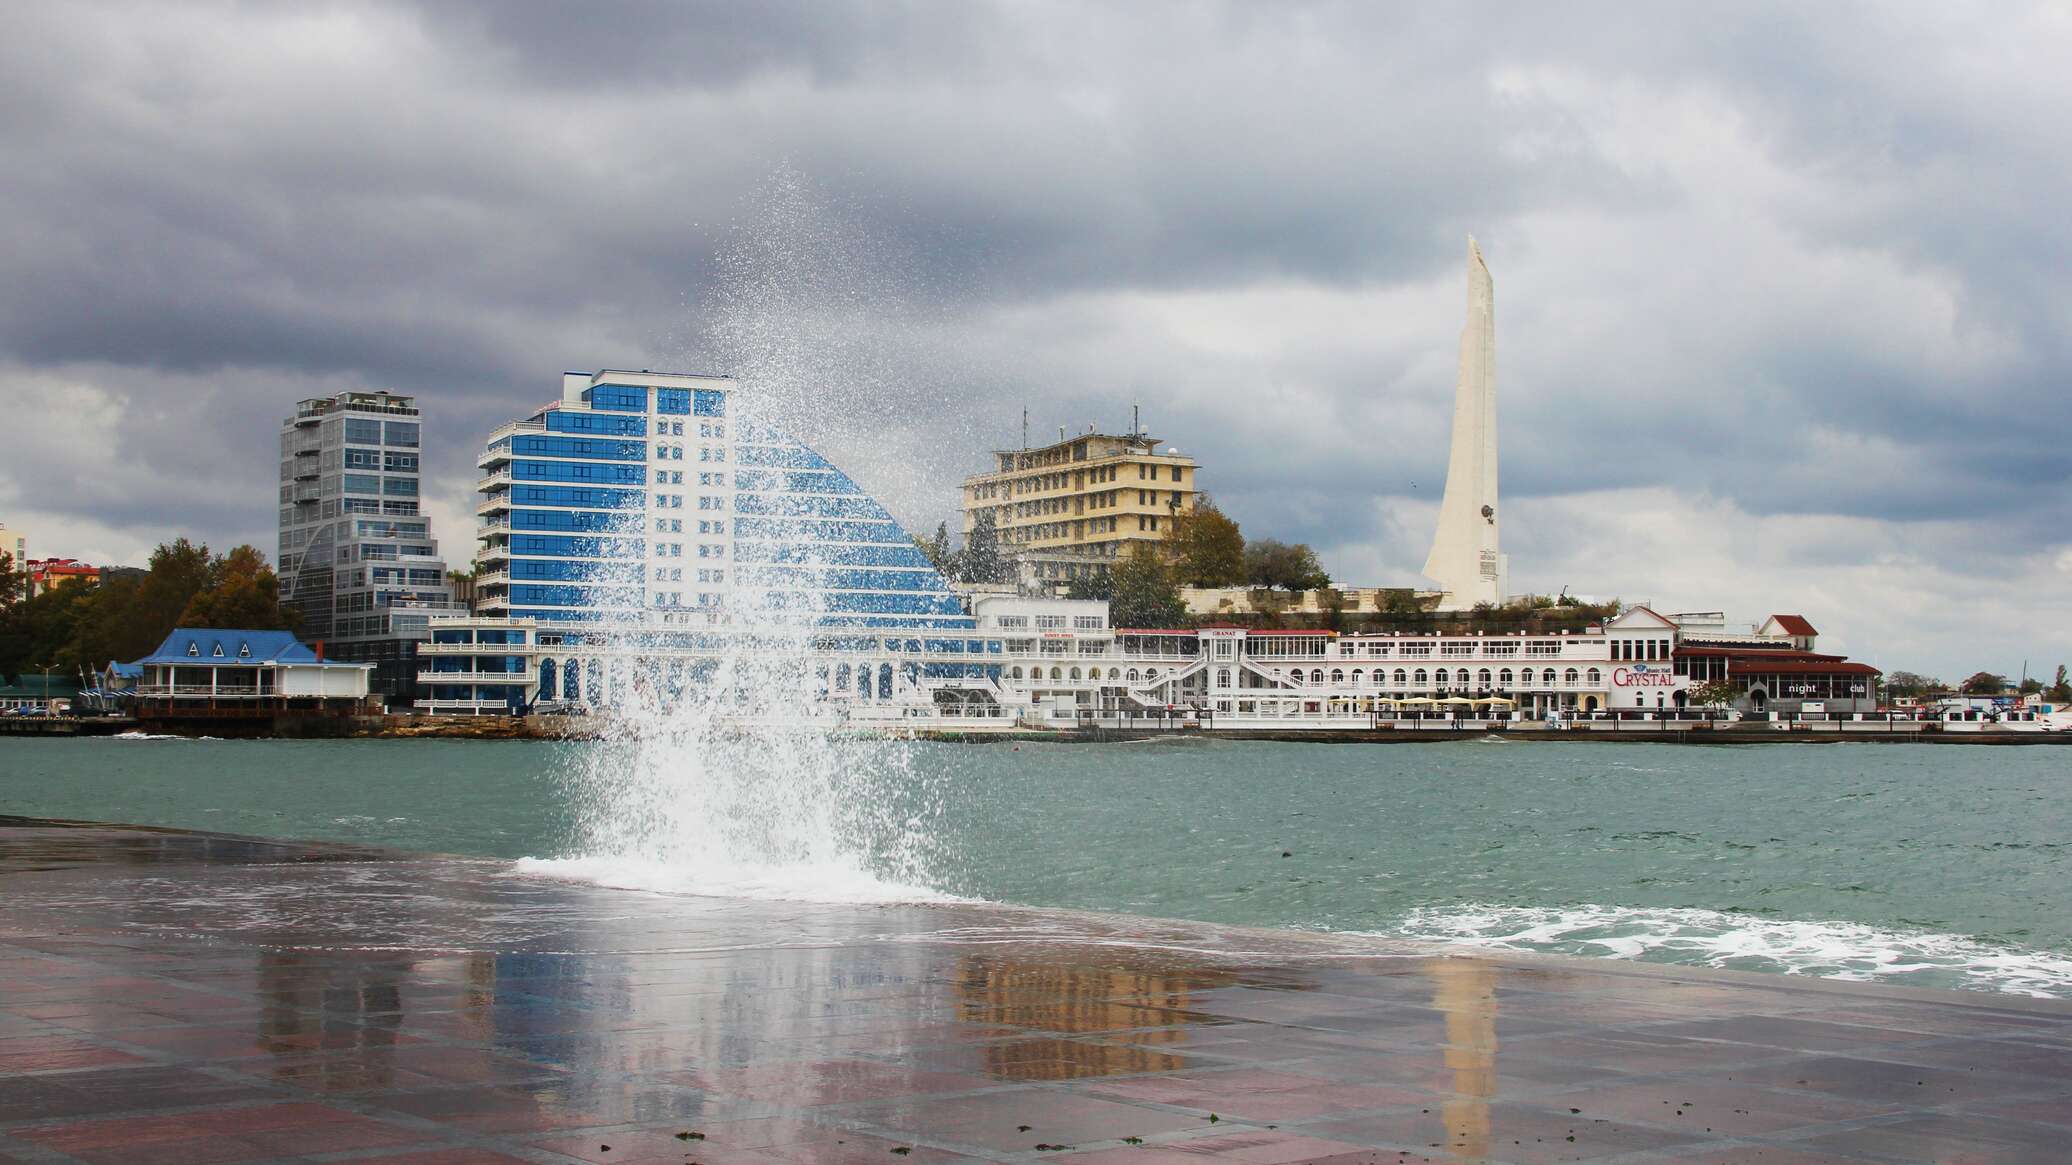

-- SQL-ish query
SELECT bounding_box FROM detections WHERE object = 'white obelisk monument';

[1422,236,1505,609]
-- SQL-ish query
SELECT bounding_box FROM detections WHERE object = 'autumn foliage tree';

[1162,496,1245,587]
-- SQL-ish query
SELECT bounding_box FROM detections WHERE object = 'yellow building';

[961,431,1199,583]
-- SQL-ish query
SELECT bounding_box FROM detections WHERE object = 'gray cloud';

[0,1,2067,677]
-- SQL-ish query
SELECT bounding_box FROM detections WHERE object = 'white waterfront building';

[975,598,1691,728]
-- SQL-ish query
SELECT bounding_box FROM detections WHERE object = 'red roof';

[1733,660,1880,676]
[1767,614,1819,636]
[1677,646,1845,663]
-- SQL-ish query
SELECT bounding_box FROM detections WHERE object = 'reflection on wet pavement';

[2,819,2071,1164]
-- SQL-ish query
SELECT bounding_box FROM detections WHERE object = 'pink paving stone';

[6,823,2072,1165]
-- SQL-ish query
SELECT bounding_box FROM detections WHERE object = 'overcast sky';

[3,1,2067,680]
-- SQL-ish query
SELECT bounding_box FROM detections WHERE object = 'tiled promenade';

[1,820,2069,1164]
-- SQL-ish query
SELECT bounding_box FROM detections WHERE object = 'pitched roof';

[133,629,321,667]
[1764,614,1819,636]
[1733,659,1881,677]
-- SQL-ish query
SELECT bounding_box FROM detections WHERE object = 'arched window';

[1498,668,1513,687]
[1456,668,1471,687]
[538,658,556,701]
[1542,667,1558,686]
[1394,668,1407,686]
[1007,666,1022,680]
[878,663,893,699]
[1069,667,1082,680]
[1351,669,1364,687]
[1331,669,1345,684]
[563,659,580,700]
[1476,668,1492,689]
[1126,668,1141,683]
[1311,668,1325,684]
[1413,668,1428,685]
[1049,666,1062,681]
[1587,668,1602,685]
[1218,668,1234,688]
[1564,668,1580,686]
[1108,667,1120,680]
[1145,668,1159,680]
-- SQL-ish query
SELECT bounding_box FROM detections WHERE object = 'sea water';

[4,735,2068,997]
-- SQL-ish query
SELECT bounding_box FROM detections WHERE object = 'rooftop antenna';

[1133,403,1140,437]
[1021,407,1028,451]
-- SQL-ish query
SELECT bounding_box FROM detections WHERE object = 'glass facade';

[278,391,464,704]
[476,373,978,636]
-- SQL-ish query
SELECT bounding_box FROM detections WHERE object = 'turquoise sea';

[1,735,2067,996]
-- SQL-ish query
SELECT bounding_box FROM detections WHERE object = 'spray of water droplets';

[518,169,982,904]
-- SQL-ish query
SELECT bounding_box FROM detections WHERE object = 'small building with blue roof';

[133,629,373,718]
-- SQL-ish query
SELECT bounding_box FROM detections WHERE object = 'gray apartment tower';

[277,391,465,705]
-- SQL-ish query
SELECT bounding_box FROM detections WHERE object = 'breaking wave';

[1390,903,2072,997]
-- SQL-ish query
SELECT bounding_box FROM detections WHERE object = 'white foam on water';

[111,732,221,741]
[1389,903,2072,998]
[512,854,960,905]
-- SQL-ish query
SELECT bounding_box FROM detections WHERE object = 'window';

[186,642,199,657]
[1035,614,1067,629]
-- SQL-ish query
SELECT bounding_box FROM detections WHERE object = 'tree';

[0,552,21,606]
[958,511,1007,585]
[914,522,954,575]
[1065,571,1113,601]
[1882,671,1940,699]
[178,545,295,631]
[2048,665,2071,704]
[1108,550,1183,629]
[1960,671,2008,695]
[2017,676,2044,695]
[1689,678,1739,708]
[1244,539,1330,591]
[1163,497,1245,587]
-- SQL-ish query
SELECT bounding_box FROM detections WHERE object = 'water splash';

[522,170,970,905]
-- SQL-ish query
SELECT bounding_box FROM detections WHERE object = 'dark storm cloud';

[0,1,2066,674]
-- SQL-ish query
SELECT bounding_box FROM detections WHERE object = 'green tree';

[959,511,1007,584]
[2017,676,2044,695]
[1960,671,2008,696]
[1689,678,1739,707]
[0,584,96,684]
[1163,496,1245,587]
[0,552,21,606]
[178,545,296,631]
[1065,571,1113,601]
[913,521,954,574]
[1108,550,1183,629]
[2048,665,2070,704]
[1882,671,1939,699]
[1244,539,1330,591]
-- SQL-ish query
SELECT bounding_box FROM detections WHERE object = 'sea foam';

[1391,902,2072,997]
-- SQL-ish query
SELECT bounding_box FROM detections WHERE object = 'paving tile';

[842,1089,1214,1153]
[1537,1077,1900,1136]
[1798,1113,2072,1164]
[1729,1053,2041,1104]
[6,824,2072,1165]
[1306,1101,1706,1163]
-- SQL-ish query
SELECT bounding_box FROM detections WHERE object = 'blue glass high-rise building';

[439,371,994,712]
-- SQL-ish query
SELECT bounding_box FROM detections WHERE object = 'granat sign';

[1611,663,1680,688]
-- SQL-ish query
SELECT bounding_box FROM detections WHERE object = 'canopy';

[1473,697,1517,707]
[1435,695,1475,705]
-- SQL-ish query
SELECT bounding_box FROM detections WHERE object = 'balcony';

[476,469,513,492]
[474,569,510,587]
[486,419,548,444]
[476,493,512,516]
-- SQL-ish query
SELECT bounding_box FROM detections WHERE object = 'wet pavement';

[0,820,2069,1164]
